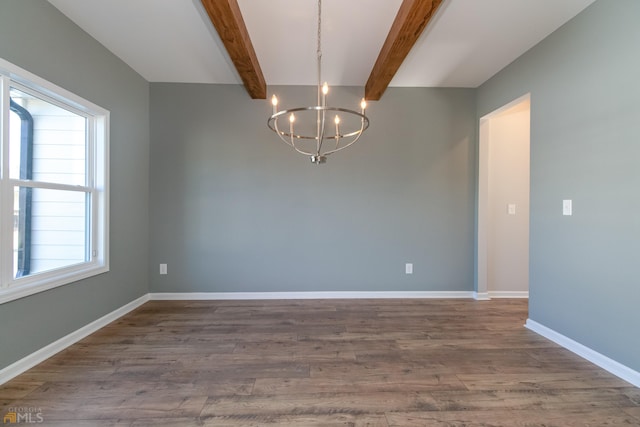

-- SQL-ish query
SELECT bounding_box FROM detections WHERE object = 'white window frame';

[0,58,109,304]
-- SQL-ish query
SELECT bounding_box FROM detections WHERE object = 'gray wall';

[478,0,640,371]
[0,0,150,369]
[149,84,476,293]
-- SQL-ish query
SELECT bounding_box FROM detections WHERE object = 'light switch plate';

[507,204,516,215]
[563,199,572,216]
[405,263,413,274]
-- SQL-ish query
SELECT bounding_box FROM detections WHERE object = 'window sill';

[0,264,109,305]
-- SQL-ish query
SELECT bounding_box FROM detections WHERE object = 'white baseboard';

[0,294,149,386]
[489,291,529,298]
[474,291,528,300]
[525,319,640,388]
[473,292,491,300]
[149,291,475,300]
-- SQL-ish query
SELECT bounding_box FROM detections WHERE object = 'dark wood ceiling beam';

[365,0,444,101]
[201,0,266,99]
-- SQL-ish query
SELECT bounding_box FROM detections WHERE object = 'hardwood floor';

[1,299,638,426]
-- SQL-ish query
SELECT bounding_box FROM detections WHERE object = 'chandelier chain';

[317,0,322,103]
[317,0,322,61]
[316,0,323,152]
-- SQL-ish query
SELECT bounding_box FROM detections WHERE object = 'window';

[0,58,109,304]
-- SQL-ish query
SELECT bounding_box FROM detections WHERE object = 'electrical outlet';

[405,263,413,274]
[159,263,167,275]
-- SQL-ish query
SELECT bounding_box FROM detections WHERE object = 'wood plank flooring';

[1,299,638,426]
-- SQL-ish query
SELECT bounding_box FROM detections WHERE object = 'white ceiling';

[47,0,596,89]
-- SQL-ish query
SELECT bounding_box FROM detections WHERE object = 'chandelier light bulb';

[322,82,329,95]
[289,113,295,123]
[360,98,367,111]
[334,115,340,125]
[271,95,278,106]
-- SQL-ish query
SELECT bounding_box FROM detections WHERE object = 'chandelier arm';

[325,114,369,143]
[291,138,312,156]
[329,111,369,139]
[322,118,367,156]
[288,122,314,156]
[280,131,314,156]
[284,127,313,156]
[272,117,293,147]
[316,109,321,153]
[322,133,362,156]
[271,116,314,156]
[317,109,328,155]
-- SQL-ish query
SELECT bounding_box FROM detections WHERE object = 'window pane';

[9,88,86,186]
[14,187,88,278]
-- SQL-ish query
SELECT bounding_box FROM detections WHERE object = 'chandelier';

[267,0,370,164]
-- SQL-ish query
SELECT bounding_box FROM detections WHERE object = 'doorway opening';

[476,94,530,300]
